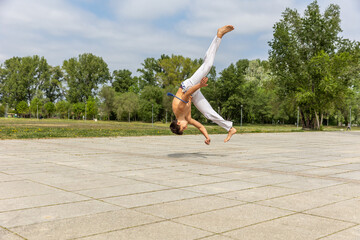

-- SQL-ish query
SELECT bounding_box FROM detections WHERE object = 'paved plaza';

[0,131,360,239]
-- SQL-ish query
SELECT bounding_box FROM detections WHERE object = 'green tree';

[140,85,163,105]
[112,69,137,93]
[1,57,22,106]
[334,40,360,125]
[55,100,71,119]
[157,55,201,87]
[98,86,116,120]
[114,92,139,121]
[242,60,274,124]
[307,51,356,127]
[139,85,163,122]
[21,56,50,114]
[86,97,98,120]
[0,56,50,110]
[138,100,160,123]
[44,102,56,118]
[268,0,354,129]
[72,102,85,120]
[16,101,28,117]
[63,53,110,103]
[216,59,248,121]
[43,66,64,102]
[30,98,44,118]
[137,55,169,88]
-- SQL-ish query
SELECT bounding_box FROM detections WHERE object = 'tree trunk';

[128,112,130,122]
[301,107,317,130]
[300,109,306,129]
[314,111,320,130]
[320,113,324,127]
[327,114,329,126]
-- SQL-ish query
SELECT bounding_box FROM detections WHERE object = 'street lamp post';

[350,106,352,126]
[297,106,299,128]
[152,104,154,127]
[240,105,243,127]
[327,114,329,126]
[5,104,8,118]
[85,101,87,121]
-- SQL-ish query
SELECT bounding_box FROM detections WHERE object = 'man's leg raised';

[181,25,234,92]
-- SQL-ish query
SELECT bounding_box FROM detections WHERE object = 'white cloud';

[0,0,206,74]
[110,0,191,20]
[178,0,294,37]
[0,0,118,39]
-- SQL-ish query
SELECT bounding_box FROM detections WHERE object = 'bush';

[44,102,56,118]
[86,98,98,120]
[56,101,71,119]
[16,101,29,117]
[73,102,85,119]
[138,100,160,122]
[30,98,44,118]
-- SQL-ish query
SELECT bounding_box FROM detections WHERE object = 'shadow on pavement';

[168,152,227,159]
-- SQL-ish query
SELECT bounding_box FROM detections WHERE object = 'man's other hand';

[200,77,208,87]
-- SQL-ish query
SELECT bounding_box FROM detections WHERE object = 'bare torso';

[172,88,192,121]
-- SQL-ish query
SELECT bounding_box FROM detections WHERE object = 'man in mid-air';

[169,25,237,145]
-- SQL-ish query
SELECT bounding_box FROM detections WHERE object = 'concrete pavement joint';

[0,225,27,240]
[316,224,360,239]
[69,219,170,240]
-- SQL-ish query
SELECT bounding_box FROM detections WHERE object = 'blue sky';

[0,0,359,76]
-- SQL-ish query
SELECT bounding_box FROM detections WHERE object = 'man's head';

[170,119,188,135]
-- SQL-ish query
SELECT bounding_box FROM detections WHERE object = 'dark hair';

[170,119,183,135]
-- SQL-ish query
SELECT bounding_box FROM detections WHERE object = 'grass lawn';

[0,117,357,140]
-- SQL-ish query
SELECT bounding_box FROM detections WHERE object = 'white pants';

[181,36,233,132]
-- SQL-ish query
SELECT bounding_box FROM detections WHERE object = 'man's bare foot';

[217,25,235,38]
[224,127,237,143]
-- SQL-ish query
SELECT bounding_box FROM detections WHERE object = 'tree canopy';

[62,53,110,103]
[268,0,359,129]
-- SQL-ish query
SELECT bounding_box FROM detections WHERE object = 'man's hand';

[205,138,211,145]
[183,77,208,101]
[200,77,208,88]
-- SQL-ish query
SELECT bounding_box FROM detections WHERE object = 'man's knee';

[204,112,219,121]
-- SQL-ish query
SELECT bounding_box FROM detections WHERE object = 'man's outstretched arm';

[188,118,211,145]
